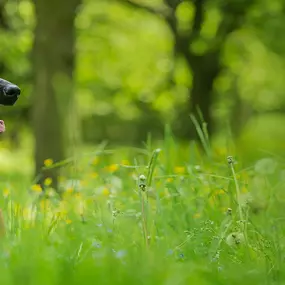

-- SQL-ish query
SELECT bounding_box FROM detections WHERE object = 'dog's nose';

[4,85,21,97]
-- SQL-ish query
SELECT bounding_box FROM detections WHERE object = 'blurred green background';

[0,0,284,186]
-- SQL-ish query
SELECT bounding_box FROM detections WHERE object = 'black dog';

[0,78,21,132]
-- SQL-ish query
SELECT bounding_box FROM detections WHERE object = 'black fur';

[0,78,20,106]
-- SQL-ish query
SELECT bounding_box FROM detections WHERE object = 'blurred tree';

[0,1,9,75]
[0,1,9,31]
[32,0,81,190]
[114,0,256,137]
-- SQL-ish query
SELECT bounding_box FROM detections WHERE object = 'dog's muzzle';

[0,79,21,106]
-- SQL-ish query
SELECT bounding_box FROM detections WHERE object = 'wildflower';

[227,156,234,165]
[31,184,42,193]
[3,188,9,198]
[174,166,185,174]
[138,174,146,191]
[44,158,53,167]
[106,164,119,173]
[66,187,74,194]
[166,177,174,183]
[226,232,245,247]
[44,177,53,187]
[102,188,110,196]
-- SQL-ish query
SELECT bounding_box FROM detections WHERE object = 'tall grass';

[0,125,284,284]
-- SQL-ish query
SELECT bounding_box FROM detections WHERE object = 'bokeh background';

[0,0,284,186]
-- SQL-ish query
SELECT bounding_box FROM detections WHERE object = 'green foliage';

[1,0,285,146]
[0,136,284,284]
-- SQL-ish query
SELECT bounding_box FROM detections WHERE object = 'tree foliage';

[0,0,285,148]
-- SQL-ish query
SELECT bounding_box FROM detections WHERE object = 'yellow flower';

[31,184,42,193]
[106,164,119,173]
[44,177,53,186]
[3,188,10,198]
[66,187,74,194]
[166,177,174,183]
[174,166,185,174]
[102,188,110,196]
[44,158,53,167]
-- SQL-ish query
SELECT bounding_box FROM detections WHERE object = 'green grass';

[0,132,284,285]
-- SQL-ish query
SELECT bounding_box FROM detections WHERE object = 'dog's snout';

[4,85,21,97]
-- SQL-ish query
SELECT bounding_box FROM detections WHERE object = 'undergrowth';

[0,125,284,284]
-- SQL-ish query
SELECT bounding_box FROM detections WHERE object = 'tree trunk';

[32,0,80,190]
[189,52,221,137]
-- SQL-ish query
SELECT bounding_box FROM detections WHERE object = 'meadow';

[0,0,284,284]
[0,127,283,285]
